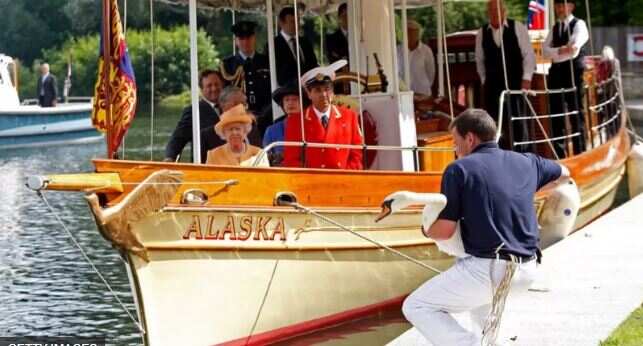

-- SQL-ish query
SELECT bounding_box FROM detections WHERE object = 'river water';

[0,110,637,345]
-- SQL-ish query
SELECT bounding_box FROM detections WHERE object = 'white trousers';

[402,256,537,346]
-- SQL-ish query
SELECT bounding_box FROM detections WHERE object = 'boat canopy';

[157,0,438,13]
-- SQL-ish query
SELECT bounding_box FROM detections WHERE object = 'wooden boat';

[0,54,101,149]
[26,1,636,345]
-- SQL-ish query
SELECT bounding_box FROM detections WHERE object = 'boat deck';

[388,193,643,346]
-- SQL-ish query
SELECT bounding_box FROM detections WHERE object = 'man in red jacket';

[283,60,364,169]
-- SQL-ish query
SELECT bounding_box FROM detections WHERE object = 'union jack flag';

[528,0,547,30]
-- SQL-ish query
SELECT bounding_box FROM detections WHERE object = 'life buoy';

[538,178,581,248]
[627,140,643,198]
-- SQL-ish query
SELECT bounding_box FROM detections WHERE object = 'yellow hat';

[214,104,255,137]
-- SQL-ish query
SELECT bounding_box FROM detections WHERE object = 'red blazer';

[283,105,363,169]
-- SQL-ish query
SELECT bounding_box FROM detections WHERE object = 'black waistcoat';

[482,20,523,91]
[552,18,587,70]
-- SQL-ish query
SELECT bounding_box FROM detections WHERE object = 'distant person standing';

[397,20,436,97]
[37,63,58,107]
[273,6,319,87]
[475,0,536,150]
[543,0,589,157]
[325,2,349,64]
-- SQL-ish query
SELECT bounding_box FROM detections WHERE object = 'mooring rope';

[244,259,280,346]
[482,256,518,346]
[36,191,144,334]
[281,200,442,274]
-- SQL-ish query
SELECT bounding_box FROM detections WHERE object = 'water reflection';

[0,144,141,344]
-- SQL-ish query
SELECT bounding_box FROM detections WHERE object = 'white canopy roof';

[157,0,437,13]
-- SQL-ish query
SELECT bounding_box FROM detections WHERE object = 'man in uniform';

[220,20,272,137]
[283,60,363,170]
[402,109,570,346]
[273,6,318,87]
[475,0,536,150]
[543,0,589,157]
[164,69,225,163]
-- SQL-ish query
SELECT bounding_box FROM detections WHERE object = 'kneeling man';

[402,109,569,345]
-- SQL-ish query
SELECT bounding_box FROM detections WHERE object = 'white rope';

[232,10,236,56]
[150,0,156,161]
[440,2,454,119]
[481,258,517,346]
[521,93,560,160]
[37,191,144,334]
[283,201,443,274]
[293,1,307,147]
[121,0,128,160]
[349,0,367,158]
[584,0,594,56]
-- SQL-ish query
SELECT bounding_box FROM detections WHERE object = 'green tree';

[38,26,220,105]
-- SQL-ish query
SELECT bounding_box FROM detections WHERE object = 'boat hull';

[83,126,630,345]
[0,103,102,149]
[126,208,452,345]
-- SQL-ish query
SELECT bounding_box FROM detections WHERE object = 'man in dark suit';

[164,70,225,163]
[37,63,58,107]
[273,6,318,87]
[325,3,349,64]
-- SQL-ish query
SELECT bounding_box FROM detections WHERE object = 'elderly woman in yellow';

[206,104,269,166]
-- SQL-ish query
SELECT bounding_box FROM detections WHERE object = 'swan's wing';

[119,169,184,223]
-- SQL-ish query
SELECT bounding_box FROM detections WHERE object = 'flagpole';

[102,0,114,159]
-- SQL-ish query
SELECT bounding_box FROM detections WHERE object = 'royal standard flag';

[92,0,137,157]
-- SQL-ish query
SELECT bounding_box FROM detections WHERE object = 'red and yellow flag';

[92,0,137,158]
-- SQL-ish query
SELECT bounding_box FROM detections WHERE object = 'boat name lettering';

[182,215,286,241]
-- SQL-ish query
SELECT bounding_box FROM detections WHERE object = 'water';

[0,106,639,345]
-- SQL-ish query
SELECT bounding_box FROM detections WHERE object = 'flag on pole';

[528,0,547,30]
[92,0,137,157]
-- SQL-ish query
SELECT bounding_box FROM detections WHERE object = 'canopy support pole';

[436,0,444,97]
[188,0,201,163]
[266,0,281,120]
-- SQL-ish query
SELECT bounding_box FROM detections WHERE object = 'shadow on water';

[0,106,639,345]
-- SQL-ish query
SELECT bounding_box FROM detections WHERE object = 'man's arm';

[51,75,58,105]
[424,219,457,240]
[515,22,536,89]
[542,29,562,62]
[538,163,571,192]
[164,106,193,161]
[425,45,436,89]
[474,28,486,84]
[568,19,589,56]
[346,111,364,170]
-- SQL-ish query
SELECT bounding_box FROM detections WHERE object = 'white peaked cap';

[300,59,348,87]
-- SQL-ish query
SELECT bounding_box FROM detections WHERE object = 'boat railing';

[497,61,623,159]
[254,141,454,171]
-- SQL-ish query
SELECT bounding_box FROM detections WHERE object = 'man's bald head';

[487,0,507,29]
[40,63,50,75]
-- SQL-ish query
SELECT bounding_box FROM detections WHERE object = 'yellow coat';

[205,144,269,167]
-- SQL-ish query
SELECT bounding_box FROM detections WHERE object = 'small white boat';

[0,54,101,149]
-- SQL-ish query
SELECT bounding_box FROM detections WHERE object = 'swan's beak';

[375,199,393,222]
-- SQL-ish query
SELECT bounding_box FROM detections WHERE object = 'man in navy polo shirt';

[402,109,569,345]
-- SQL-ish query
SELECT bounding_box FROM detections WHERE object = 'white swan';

[376,191,467,257]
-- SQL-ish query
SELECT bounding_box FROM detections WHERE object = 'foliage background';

[1,0,641,104]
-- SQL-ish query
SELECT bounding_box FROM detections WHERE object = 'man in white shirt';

[397,20,436,97]
[475,0,536,150]
[543,0,589,157]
